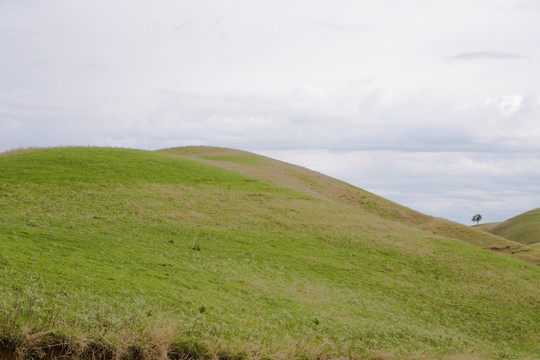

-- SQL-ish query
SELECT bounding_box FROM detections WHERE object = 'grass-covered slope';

[473,222,502,232]
[1,147,539,360]
[160,147,540,265]
[485,209,540,245]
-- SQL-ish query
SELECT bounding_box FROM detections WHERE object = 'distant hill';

[0,147,539,360]
[474,222,502,232]
[484,208,540,245]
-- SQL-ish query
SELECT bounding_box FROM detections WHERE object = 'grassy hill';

[161,147,540,264]
[473,223,502,232]
[1,147,539,360]
[483,209,540,245]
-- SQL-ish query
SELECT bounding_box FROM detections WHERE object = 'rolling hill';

[161,147,540,264]
[482,208,540,246]
[473,222,501,232]
[0,147,539,360]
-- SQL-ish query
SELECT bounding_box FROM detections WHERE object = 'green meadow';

[0,147,539,360]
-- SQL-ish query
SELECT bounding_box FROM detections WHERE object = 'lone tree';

[471,214,482,225]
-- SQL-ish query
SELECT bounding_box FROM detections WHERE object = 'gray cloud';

[310,21,369,32]
[3,86,539,155]
[515,0,540,12]
[449,51,528,61]
[174,22,190,31]
[0,26,35,35]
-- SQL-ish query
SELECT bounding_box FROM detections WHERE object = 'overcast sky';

[2,0,540,224]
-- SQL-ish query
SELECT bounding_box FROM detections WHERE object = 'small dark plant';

[190,306,207,335]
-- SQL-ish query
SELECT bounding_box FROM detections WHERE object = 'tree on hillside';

[471,214,482,225]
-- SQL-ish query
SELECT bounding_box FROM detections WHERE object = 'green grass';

[1,147,539,360]
[473,222,502,232]
[160,147,540,265]
[486,209,540,245]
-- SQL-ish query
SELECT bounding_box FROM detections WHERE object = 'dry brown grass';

[1,319,181,360]
[0,330,523,360]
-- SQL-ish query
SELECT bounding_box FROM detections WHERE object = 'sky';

[1,0,540,224]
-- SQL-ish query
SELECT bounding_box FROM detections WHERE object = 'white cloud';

[485,95,523,116]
